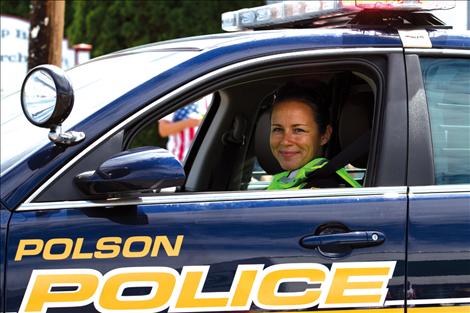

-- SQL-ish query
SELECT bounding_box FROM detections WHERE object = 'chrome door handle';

[300,231,385,249]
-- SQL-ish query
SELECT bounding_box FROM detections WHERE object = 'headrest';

[338,91,373,168]
[254,108,283,175]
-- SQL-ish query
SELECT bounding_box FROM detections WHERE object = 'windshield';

[1,50,200,176]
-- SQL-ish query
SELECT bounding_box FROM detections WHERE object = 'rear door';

[405,50,470,310]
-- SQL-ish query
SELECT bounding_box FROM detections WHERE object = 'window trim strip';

[18,186,407,211]
[405,48,470,56]
[410,184,470,195]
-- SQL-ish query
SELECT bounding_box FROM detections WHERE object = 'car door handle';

[300,231,385,249]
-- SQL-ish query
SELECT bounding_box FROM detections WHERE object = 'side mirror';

[74,147,185,197]
[21,64,85,146]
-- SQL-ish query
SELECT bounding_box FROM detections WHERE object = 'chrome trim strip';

[18,186,407,211]
[24,47,402,204]
[405,48,470,56]
[410,184,470,194]
[408,298,470,305]
[384,300,404,306]
[386,297,470,306]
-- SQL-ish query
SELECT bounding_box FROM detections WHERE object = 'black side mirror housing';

[74,147,185,196]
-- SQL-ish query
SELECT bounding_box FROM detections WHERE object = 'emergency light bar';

[221,0,455,32]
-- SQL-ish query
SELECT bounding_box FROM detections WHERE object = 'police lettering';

[19,261,396,313]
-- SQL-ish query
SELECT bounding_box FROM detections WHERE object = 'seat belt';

[210,115,248,190]
[307,130,371,180]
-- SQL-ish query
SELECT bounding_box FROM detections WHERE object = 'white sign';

[0,15,87,98]
[433,1,469,31]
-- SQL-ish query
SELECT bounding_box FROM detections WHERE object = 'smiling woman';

[267,83,360,190]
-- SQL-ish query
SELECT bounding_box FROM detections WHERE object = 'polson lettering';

[15,235,184,261]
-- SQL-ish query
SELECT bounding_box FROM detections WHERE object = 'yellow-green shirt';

[267,158,361,190]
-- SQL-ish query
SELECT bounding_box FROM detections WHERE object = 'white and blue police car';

[1,1,469,312]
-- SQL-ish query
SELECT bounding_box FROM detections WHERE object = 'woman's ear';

[321,125,333,146]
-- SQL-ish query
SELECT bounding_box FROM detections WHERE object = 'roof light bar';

[221,0,455,32]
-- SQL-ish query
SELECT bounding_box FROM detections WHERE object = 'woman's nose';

[281,131,293,145]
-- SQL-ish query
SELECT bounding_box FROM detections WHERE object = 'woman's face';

[270,100,331,171]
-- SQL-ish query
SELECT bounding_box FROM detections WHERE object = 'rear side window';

[421,58,470,185]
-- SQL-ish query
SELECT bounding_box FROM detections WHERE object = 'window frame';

[176,53,406,191]
[26,48,407,204]
[405,49,470,186]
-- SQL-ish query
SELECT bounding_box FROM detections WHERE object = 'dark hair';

[272,82,330,134]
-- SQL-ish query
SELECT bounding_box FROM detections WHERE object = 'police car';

[1,1,469,312]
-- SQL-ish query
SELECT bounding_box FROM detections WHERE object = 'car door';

[405,49,470,310]
[7,191,408,313]
[5,50,409,313]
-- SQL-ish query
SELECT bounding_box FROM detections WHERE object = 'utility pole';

[28,0,65,70]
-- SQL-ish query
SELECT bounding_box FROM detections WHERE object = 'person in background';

[267,83,361,190]
[158,95,212,161]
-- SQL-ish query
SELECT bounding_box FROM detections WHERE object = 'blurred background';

[1,0,468,97]
[1,0,263,57]
[0,0,263,97]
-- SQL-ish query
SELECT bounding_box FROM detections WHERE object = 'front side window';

[129,94,213,162]
[421,58,470,184]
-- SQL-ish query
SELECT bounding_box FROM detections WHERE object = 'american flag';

[167,103,203,161]
[163,95,211,161]
[173,103,200,122]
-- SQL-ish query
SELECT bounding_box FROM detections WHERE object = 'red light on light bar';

[341,0,455,10]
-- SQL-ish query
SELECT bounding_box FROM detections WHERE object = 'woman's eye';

[272,127,283,133]
[294,128,306,133]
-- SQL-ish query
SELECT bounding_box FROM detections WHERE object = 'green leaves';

[66,0,263,57]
